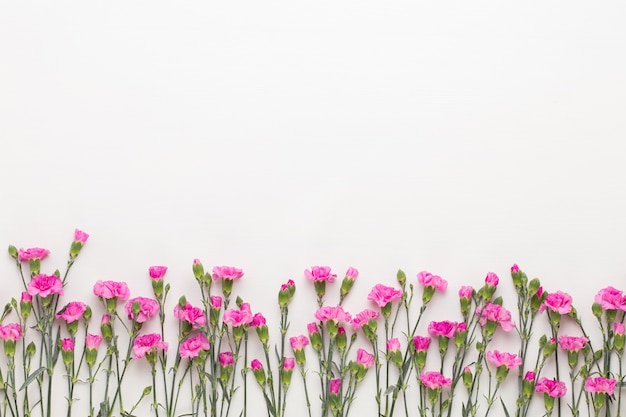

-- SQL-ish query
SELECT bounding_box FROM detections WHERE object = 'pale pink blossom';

[367,284,403,308]
[179,333,210,359]
[93,280,130,300]
[539,291,573,315]
[458,286,474,299]
[28,274,63,298]
[413,336,431,351]
[417,271,448,292]
[210,296,222,309]
[173,302,207,328]
[594,286,626,311]
[125,297,159,323]
[148,266,168,280]
[614,323,625,335]
[486,350,522,369]
[307,322,319,334]
[283,357,295,370]
[420,371,452,389]
[477,303,515,331]
[132,333,168,359]
[223,303,254,327]
[85,333,103,350]
[350,309,380,330]
[356,348,375,368]
[290,335,309,350]
[314,306,351,323]
[304,266,336,282]
[428,321,458,338]
[56,301,87,323]
[0,324,23,341]
[585,376,617,394]
[557,336,588,352]
[74,229,89,244]
[219,351,234,366]
[21,292,32,303]
[18,247,50,262]
[484,272,499,287]
[212,266,244,280]
[535,377,567,397]
[345,267,359,280]
[387,338,401,352]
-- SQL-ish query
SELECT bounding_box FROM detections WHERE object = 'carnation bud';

[336,327,347,352]
[592,302,603,318]
[462,367,472,390]
[192,259,204,281]
[8,245,18,260]
[397,269,406,288]
[26,342,36,358]
[83,305,92,322]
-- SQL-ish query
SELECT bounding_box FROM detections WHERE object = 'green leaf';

[500,398,511,417]
[19,367,46,391]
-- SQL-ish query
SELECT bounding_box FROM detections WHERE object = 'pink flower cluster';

[174,301,207,329]
[28,274,63,298]
[539,291,573,315]
[125,296,159,323]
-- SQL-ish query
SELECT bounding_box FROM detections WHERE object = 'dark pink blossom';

[428,321,458,338]
[289,335,309,350]
[173,302,207,329]
[484,272,499,287]
[413,336,431,351]
[304,266,336,283]
[28,274,63,298]
[356,348,374,368]
[223,303,254,327]
[557,336,588,352]
[477,303,515,331]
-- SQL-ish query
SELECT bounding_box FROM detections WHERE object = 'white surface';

[1,2,626,416]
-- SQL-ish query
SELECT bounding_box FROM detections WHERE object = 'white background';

[1,2,626,416]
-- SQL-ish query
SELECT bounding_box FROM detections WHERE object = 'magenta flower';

[486,350,522,369]
[74,229,89,244]
[356,348,375,368]
[93,280,130,300]
[85,333,103,350]
[413,336,431,351]
[307,322,319,335]
[511,264,520,273]
[290,335,310,350]
[180,333,210,359]
[477,303,515,331]
[535,377,567,397]
[173,302,207,329]
[132,333,168,359]
[484,272,499,287]
[212,266,244,280]
[351,309,380,330]
[458,286,474,299]
[367,284,403,308]
[125,297,159,323]
[557,335,588,352]
[223,303,254,327]
[304,266,336,283]
[148,266,168,280]
[387,338,401,352]
[615,323,625,335]
[539,291,573,315]
[585,376,617,394]
[251,313,266,327]
[345,267,358,280]
[18,247,50,262]
[283,357,295,370]
[428,321,458,338]
[314,306,351,323]
[420,371,452,389]
[21,291,32,303]
[594,286,626,311]
[0,324,23,341]
[61,338,75,352]
[525,371,535,381]
[417,271,448,292]
[219,351,234,366]
[56,301,87,323]
[28,274,63,298]
[251,359,263,370]
[210,296,223,309]
[329,378,341,395]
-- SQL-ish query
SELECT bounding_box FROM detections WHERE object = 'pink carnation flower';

[210,296,223,309]
[307,322,319,334]
[615,322,625,335]
[28,274,63,298]
[304,266,336,283]
[93,280,130,300]
[428,321,459,338]
[477,303,515,331]
[125,297,159,323]
[351,309,380,330]
[539,291,573,315]
[511,264,520,273]
[585,376,617,394]
[458,286,474,299]
[290,335,310,350]
[486,350,522,369]
[330,378,341,394]
[314,306,351,323]
[367,284,403,308]
[420,371,452,389]
[132,333,168,359]
[417,271,448,292]
[251,359,263,370]
[387,338,401,352]
[61,338,75,352]
[413,336,431,351]
[557,335,588,352]
[484,272,499,287]
[219,351,234,366]
[212,266,244,280]
[283,357,295,370]
[0,324,23,341]
[356,348,375,368]
[74,229,89,244]
[594,286,626,311]
[345,267,359,280]
[85,333,103,350]
[56,301,87,323]
[173,302,207,329]
[180,333,210,359]
[18,247,50,262]
[535,377,567,398]
[148,266,168,280]
[251,312,266,327]
[223,303,254,327]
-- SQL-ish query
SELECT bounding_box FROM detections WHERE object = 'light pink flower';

[304,266,336,283]
[148,266,167,280]
[367,284,403,308]
[486,350,522,369]
[314,306,351,323]
[420,371,452,389]
[477,303,515,331]
[356,348,375,368]
[93,280,130,300]
[428,321,458,338]
[458,286,474,299]
[283,357,295,370]
[594,286,626,311]
[56,301,87,323]
[330,378,341,394]
[351,309,380,330]
[614,323,625,335]
[413,336,431,351]
[251,359,263,370]
[28,274,63,298]
[557,335,588,352]
[132,333,168,359]
[290,335,309,350]
[21,292,32,303]
[307,322,319,334]
[210,296,222,309]
[0,324,23,341]
[535,377,567,397]
[539,291,573,315]
[173,302,207,328]
[61,338,75,352]
[417,271,448,292]
[125,297,159,323]
[18,247,50,262]
[212,266,244,280]
[484,272,499,287]
[74,229,89,244]
[223,303,254,327]
[180,333,210,359]
[85,333,103,350]
[219,351,234,366]
[345,267,359,280]
[387,338,401,352]
[585,376,617,394]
